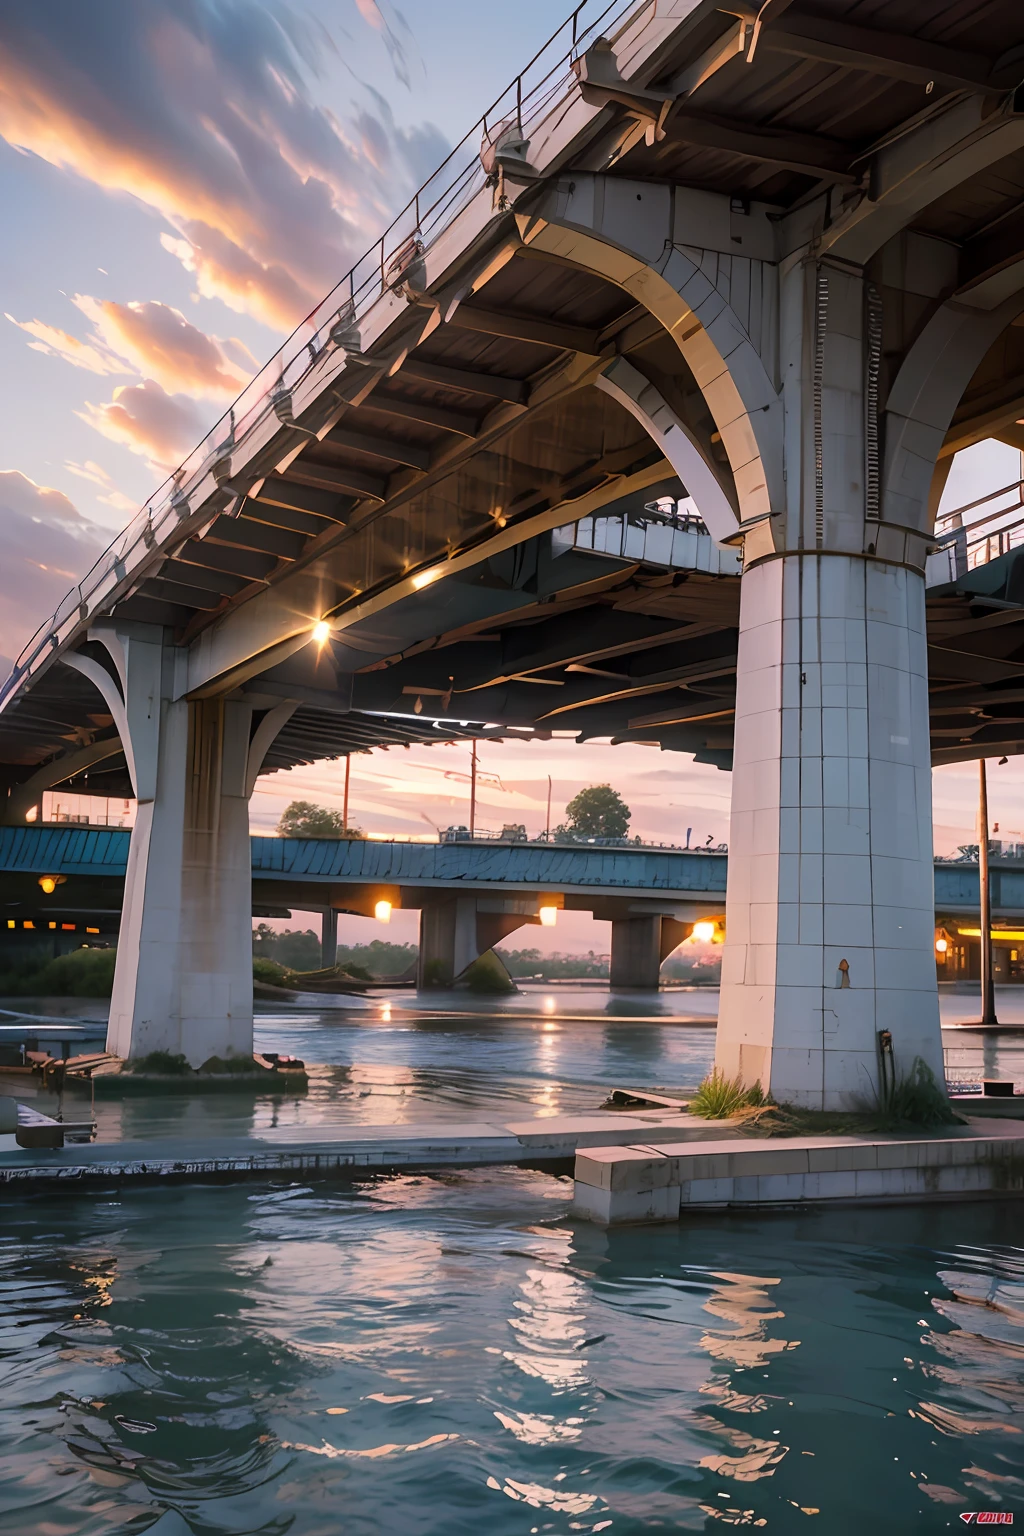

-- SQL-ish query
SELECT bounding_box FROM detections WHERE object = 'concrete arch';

[595,357,740,544]
[515,175,782,541]
[883,290,1024,533]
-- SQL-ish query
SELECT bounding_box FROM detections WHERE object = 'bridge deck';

[0,827,1018,913]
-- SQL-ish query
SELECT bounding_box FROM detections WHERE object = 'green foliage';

[276,800,365,839]
[253,956,291,987]
[562,784,631,839]
[496,947,609,980]
[876,1057,960,1128]
[199,1054,260,1075]
[340,961,373,982]
[126,1050,192,1077]
[0,946,117,997]
[252,926,417,977]
[422,957,451,988]
[462,950,516,994]
[690,1068,764,1120]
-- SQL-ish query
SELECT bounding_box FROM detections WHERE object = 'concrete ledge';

[571,1128,1024,1224]
[0,1109,738,1188]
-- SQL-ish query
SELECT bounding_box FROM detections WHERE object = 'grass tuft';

[689,1069,766,1120]
[875,1056,961,1129]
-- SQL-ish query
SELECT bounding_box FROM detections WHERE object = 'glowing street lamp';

[374,899,392,924]
[539,905,558,927]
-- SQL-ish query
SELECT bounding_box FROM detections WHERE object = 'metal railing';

[1,0,654,713]
[932,475,1024,574]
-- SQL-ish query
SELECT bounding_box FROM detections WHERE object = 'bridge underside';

[3,0,1024,1095]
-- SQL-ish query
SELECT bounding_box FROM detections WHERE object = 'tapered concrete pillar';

[321,908,338,968]
[109,693,256,1065]
[715,263,943,1109]
[417,896,538,987]
[65,624,295,1064]
[609,915,662,989]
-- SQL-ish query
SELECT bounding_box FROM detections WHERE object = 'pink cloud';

[74,296,257,397]
[0,471,108,675]
[0,1,445,330]
[64,459,137,512]
[4,311,125,375]
[77,379,210,471]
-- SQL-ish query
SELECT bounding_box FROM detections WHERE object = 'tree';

[276,800,365,839]
[562,783,631,839]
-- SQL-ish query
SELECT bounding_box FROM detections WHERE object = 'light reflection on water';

[0,1175,1021,1533]
[15,983,1024,1144]
[69,1003,721,1145]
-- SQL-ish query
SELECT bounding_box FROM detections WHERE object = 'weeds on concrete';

[125,1051,192,1076]
[690,1069,766,1119]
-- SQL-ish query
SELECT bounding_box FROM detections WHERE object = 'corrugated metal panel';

[3,827,1015,911]
[249,837,728,894]
[0,825,131,874]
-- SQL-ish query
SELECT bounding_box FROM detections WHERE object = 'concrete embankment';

[0,1107,734,1187]
[571,1125,1024,1224]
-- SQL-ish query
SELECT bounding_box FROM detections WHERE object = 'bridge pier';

[417,895,541,987]
[67,625,294,1065]
[714,262,945,1109]
[321,909,338,969]
[608,914,689,990]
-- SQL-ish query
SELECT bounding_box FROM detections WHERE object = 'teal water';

[1,1172,1022,1534]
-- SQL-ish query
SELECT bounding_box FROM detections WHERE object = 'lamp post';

[545,774,552,841]
[342,755,351,832]
[469,741,478,838]
[978,757,998,1027]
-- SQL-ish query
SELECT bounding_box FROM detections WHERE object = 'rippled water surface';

[18,985,1022,1144]
[1,1174,1022,1534]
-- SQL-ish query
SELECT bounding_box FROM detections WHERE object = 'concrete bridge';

[2,824,1021,989]
[2,0,1024,1100]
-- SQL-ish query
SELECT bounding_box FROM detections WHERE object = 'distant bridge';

[0,826,1018,987]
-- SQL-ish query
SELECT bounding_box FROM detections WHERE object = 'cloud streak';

[0,0,447,330]
[74,297,258,397]
[77,379,209,471]
[0,472,108,675]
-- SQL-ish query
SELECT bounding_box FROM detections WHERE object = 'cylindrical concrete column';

[716,554,942,1108]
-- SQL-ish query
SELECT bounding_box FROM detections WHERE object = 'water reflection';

[22,1007,718,1146]
[1,1176,1023,1532]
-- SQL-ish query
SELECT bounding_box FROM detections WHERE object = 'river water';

[1,1172,1022,1534]
[3,988,1024,1531]
[6,983,1024,1143]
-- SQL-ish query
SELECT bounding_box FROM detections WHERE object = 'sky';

[3,0,1024,954]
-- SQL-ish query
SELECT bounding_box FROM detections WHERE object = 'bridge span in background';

[0,826,1018,990]
[2,0,1024,1098]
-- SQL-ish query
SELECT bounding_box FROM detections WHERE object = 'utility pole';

[342,755,350,832]
[469,741,478,838]
[545,774,552,841]
[978,756,998,1026]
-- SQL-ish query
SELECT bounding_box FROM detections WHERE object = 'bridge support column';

[109,693,256,1065]
[715,264,943,1110]
[417,896,539,987]
[609,915,664,989]
[67,625,295,1064]
[321,909,338,969]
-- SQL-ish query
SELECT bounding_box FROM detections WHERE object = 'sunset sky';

[3,0,1024,953]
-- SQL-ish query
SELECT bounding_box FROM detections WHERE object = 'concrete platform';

[0,1107,738,1188]
[571,1123,1024,1224]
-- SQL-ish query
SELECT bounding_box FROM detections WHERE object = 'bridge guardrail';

[1,0,653,714]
